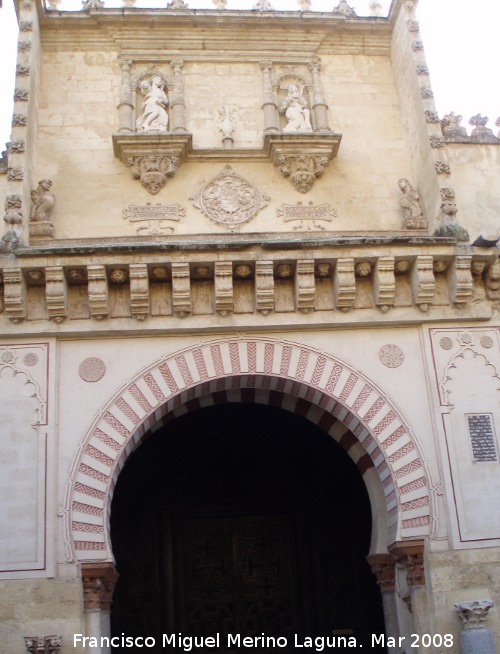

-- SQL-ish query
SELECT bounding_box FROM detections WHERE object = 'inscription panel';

[467,414,498,463]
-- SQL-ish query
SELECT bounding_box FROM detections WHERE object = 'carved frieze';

[123,203,184,235]
[192,165,269,230]
[278,201,335,231]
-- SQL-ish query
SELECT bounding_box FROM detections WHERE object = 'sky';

[0,0,499,150]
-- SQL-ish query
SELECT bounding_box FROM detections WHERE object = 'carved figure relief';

[30,179,56,238]
[136,75,169,133]
[31,179,55,222]
[280,83,312,133]
[397,178,426,229]
[192,165,269,230]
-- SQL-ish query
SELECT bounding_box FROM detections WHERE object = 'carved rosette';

[192,165,269,230]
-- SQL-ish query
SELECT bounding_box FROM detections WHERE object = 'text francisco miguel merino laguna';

[74,633,393,650]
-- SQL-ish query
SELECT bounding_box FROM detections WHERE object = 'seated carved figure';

[31,179,55,222]
[398,178,426,229]
[136,76,169,133]
[280,83,312,133]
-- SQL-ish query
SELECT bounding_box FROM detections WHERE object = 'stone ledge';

[11,233,459,257]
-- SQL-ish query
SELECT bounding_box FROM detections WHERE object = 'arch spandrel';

[65,337,432,563]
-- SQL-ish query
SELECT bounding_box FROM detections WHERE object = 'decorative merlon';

[455,600,495,630]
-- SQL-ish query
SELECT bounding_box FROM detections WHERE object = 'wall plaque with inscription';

[123,203,184,235]
[467,414,498,462]
[277,201,336,231]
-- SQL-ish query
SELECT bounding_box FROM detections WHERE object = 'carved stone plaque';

[277,201,335,231]
[192,165,269,230]
[124,203,184,235]
[467,414,498,462]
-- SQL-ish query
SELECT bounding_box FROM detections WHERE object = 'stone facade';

[1,1,500,653]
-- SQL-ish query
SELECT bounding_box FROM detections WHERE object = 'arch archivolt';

[65,337,432,562]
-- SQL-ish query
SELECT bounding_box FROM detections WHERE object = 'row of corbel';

[1,252,498,323]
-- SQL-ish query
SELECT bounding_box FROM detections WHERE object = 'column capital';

[367,553,396,592]
[81,562,119,611]
[455,600,495,630]
[388,539,425,587]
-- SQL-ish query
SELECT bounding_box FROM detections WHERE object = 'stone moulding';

[112,131,342,194]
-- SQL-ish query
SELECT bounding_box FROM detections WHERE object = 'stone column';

[170,59,187,133]
[367,553,403,654]
[118,58,134,133]
[308,59,330,133]
[455,600,496,654]
[260,61,279,133]
[389,540,428,643]
[81,562,119,654]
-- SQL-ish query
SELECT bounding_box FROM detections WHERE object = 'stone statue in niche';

[280,84,312,133]
[136,76,169,133]
[31,179,55,222]
[397,178,426,229]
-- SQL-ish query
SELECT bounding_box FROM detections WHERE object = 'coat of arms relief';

[192,165,269,230]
